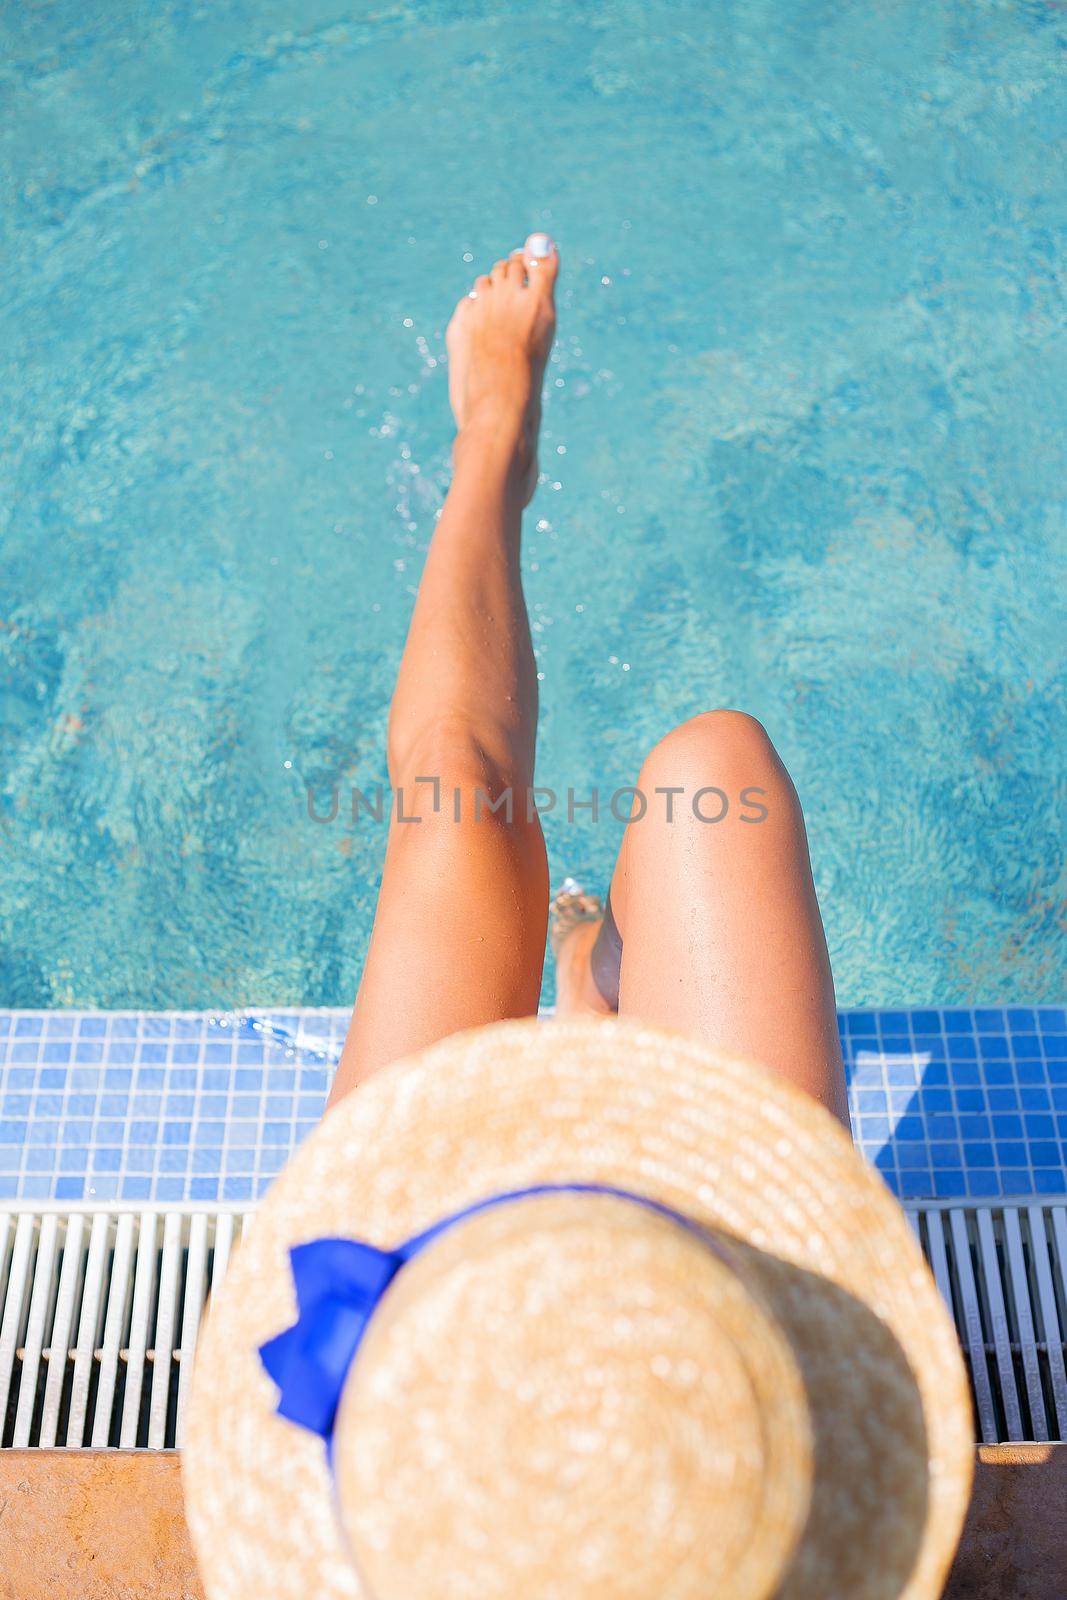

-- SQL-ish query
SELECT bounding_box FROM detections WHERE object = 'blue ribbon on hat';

[258,1182,706,1452]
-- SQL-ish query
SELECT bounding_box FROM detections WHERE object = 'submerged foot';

[446,232,559,506]
[550,880,614,1018]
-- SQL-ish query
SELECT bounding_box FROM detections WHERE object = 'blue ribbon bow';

[259,1236,406,1441]
[259,1183,708,1451]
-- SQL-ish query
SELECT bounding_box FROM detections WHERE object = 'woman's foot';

[550,880,615,1017]
[446,233,559,506]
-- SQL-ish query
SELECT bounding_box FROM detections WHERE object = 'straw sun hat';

[184,1017,973,1600]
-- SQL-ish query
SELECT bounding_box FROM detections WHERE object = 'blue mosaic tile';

[4,1006,1060,1203]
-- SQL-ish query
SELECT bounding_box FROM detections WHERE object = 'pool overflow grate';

[1,1201,1066,1450]
[0,1208,255,1449]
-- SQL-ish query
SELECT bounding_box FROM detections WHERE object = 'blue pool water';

[1,1,1065,1011]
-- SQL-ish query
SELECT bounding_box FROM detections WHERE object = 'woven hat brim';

[183,1016,973,1600]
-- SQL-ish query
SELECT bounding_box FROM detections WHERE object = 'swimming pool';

[2,0,1065,1011]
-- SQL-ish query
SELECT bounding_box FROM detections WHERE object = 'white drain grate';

[0,1206,254,1449]
[2,1199,1066,1449]
[909,1201,1067,1444]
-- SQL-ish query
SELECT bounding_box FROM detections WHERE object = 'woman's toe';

[522,232,559,296]
[489,257,510,285]
[470,273,493,298]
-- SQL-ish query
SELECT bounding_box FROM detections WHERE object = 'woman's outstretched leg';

[555,711,850,1129]
[329,235,559,1106]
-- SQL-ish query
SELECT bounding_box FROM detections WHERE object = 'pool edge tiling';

[1,1007,1065,1205]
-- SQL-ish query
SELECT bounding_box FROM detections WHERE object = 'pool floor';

[3,2,1065,1014]
[1,1005,1065,1205]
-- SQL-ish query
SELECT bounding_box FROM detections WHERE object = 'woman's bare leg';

[329,235,560,1107]
[555,711,850,1129]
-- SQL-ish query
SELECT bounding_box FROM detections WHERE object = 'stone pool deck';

[1,1447,1063,1599]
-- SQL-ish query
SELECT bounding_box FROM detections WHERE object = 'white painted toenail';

[468,290,477,299]
[527,233,553,258]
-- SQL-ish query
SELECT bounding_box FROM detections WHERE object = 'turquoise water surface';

[2,1,1065,1009]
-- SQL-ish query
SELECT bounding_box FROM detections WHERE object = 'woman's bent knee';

[612,710,804,934]
[637,710,790,811]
